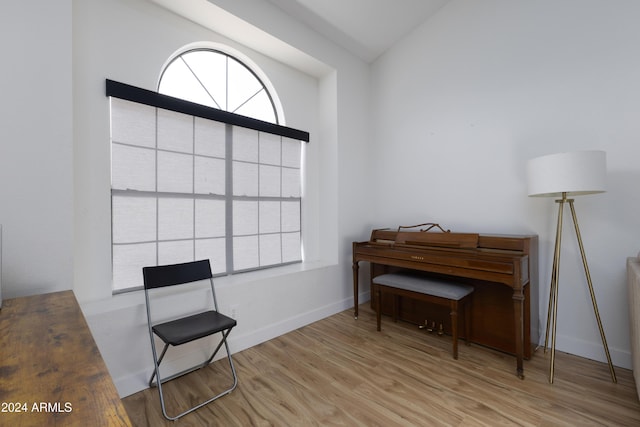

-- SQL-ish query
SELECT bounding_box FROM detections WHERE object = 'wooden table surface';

[0,290,131,426]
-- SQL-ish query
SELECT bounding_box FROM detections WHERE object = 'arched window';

[158,48,280,124]
[109,45,307,293]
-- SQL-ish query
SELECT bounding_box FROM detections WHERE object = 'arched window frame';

[157,42,286,126]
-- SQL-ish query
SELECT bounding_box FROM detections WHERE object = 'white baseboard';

[536,332,632,370]
[115,292,368,397]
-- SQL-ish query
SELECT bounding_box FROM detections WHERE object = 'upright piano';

[352,225,538,378]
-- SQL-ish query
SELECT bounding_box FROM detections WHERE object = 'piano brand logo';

[411,255,425,260]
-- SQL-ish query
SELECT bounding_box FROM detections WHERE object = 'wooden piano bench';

[372,272,474,359]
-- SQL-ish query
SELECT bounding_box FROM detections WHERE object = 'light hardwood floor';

[122,304,640,426]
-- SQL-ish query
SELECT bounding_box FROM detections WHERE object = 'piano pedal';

[438,322,444,336]
[418,320,435,333]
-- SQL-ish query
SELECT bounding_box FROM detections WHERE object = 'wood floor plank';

[122,305,640,426]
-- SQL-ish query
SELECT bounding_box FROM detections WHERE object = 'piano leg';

[375,285,382,331]
[513,287,525,379]
[352,260,360,319]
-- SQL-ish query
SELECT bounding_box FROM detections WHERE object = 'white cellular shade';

[260,165,281,197]
[195,156,225,195]
[282,201,301,233]
[282,168,301,198]
[282,232,301,263]
[110,89,303,291]
[260,234,282,266]
[112,196,156,243]
[260,132,281,165]
[158,151,193,193]
[282,137,301,168]
[233,127,259,162]
[158,240,194,265]
[195,118,225,157]
[111,98,155,148]
[158,198,193,240]
[233,161,259,196]
[233,235,259,271]
[259,201,281,233]
[233,200,258,236]
[111,144,155,191]
[527,150,606,197]
[195,199,225,238]
[195,238,226,274]
[112,243,156,290]
[157,109,194,153]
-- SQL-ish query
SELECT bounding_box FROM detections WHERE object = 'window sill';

[80,259,337,317]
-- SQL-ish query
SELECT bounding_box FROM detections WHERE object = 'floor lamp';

[527,150,616,384]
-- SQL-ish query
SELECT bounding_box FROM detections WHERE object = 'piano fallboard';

[355,242,529,287]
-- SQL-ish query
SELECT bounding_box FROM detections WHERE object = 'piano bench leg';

[451,300,459,360]
[392,295,399,323]
[464,296,472,346]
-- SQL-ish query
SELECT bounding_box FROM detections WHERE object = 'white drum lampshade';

[527,150,606,197]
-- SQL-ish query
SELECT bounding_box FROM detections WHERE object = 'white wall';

[371,0,640,368]
[0,2,74,299]
[73,0,372,397]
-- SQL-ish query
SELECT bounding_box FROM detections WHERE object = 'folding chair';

[142,259,238,420]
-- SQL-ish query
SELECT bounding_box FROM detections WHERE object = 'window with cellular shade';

[108,80,308,293]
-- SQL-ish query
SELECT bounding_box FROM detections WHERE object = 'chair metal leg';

[148,343,170,387]
[149,332,238,421]
[203,329,232,365]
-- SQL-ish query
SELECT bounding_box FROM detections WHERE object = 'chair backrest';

[143,259,213,290]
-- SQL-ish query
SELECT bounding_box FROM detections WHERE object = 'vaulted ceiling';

[265,0,450,62]
[151,0,450,72]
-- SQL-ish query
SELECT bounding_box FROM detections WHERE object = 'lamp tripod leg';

[544,277,556,353]
[544,201,563,353]
[568,200,617,383]
[547,198,565,383]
